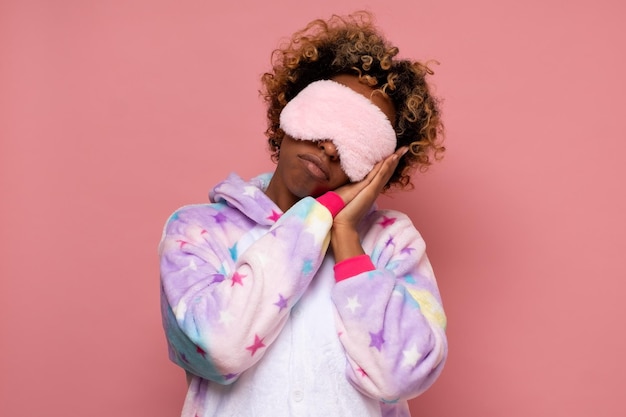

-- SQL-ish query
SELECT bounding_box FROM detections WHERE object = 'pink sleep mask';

[279,79,397,182]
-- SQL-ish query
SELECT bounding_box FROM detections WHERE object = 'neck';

[264,176,299,213]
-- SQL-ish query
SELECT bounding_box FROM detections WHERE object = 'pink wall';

[1,0,624,416]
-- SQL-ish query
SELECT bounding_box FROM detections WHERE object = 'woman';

[160,11,447,417]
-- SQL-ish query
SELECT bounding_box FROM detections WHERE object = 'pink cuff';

[334,254,375,282]
[316,192,345,218]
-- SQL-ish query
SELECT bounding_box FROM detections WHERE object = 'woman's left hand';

[330,147,408,262]
[333,147,408,230]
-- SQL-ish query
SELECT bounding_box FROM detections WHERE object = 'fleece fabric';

[159,172,448,417]
[279,79,397,182]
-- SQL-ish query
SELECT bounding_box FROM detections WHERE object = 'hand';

[330,147,408,262]
[333,147,408,230]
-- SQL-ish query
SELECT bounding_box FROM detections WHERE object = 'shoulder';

[161,201,250,237]
[165,202,226,227]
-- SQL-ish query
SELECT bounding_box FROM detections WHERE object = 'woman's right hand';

[333,147,408,230]
[329,147,408,262]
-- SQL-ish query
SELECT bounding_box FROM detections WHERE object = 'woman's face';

[269,134,350,204]
[265,75,396,211]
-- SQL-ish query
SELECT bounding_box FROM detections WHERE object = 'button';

[292,389,304,402]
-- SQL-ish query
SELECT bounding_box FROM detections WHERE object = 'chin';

[309,186,330,198]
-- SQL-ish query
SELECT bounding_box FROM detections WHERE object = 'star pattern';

[302,259,313,275]
[369,329,385,351]
[267,210,282,222]
[169,212,180,222]
[274,294,288,312]
[346,296,361,313]
[213,212,227,224]
[219,310,234,325]
[400,246,415,255]
[160,175,448,408]
[183,259,197,272]
[246,334,266,356]
[228,243,238,261]
[196,345,207,358]
[211,274,225,284]
[401,344,422,368]
[379,216,396,228]
[242,186,257,197]
[230,271,247,286]
[269,224,282,237]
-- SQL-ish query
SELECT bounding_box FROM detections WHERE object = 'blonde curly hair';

[261,11,445,189]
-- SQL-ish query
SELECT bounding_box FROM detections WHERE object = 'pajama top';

[159,172,448,417]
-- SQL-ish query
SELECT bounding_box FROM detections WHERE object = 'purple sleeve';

[331,210,448,403]
[159,198,333,383]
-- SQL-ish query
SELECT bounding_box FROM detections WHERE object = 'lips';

[299,153,330,181]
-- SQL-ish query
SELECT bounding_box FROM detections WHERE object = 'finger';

[372,147,407,184]
[342,146,408,201]
[389,146,409,165]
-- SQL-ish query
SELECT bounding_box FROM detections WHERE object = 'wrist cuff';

[334,254,375,282]
[316,192,345,218]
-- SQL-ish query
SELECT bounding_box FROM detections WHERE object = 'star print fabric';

[159,173,447,417]
[332,209,447,401]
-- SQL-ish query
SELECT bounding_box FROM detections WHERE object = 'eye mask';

[279,79,397,182]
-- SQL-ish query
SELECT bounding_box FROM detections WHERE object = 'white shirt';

[182,256,382,417]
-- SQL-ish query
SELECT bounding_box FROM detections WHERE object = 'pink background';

[1,0,624,416]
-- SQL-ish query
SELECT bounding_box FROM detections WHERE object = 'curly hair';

[260,11,445,189]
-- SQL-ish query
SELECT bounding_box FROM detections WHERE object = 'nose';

[317,140,339,161]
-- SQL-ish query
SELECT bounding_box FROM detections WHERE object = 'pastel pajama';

[159,173,447,417]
